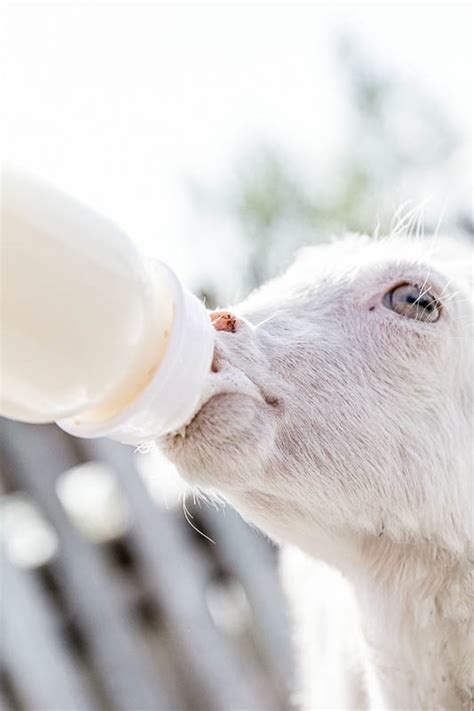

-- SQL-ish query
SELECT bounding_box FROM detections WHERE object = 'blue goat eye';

[383,283,441,323]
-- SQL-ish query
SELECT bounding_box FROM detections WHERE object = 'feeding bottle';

[0,166,215,444]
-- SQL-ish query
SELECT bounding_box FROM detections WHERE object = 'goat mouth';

[159,392,246,452]
[162,382,280,452]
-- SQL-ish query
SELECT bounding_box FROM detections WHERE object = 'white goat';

[160,234,473,710]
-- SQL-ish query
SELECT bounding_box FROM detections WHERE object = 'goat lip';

[200,365,264,407]
[203,361,281,410]
[166,369,263,440]
[162,358,282,447]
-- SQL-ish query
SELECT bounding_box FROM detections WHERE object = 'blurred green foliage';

[193,37,464,297]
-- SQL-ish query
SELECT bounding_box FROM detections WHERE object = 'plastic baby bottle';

[0,166,215,444]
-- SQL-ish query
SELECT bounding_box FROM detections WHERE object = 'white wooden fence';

[0,419,293,710]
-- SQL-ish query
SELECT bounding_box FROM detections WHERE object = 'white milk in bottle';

[1,167,215,444]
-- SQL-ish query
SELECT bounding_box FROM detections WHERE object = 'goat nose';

[210,310,239,333]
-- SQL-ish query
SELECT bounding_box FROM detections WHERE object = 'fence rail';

[0,420,293,710]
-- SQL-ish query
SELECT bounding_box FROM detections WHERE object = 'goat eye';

[383,283,441,323]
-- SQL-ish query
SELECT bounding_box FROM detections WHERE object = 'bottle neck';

[57,261,215,444]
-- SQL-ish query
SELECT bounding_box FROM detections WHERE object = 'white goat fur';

[161,234,473,709]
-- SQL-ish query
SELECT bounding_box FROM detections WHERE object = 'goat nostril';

[264,394,280,407]
[210,310,238,333]
[211,349,220,373]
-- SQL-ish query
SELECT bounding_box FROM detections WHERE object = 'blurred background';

[2,2,472,709]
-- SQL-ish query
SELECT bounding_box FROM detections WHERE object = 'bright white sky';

[5,2,472,293]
